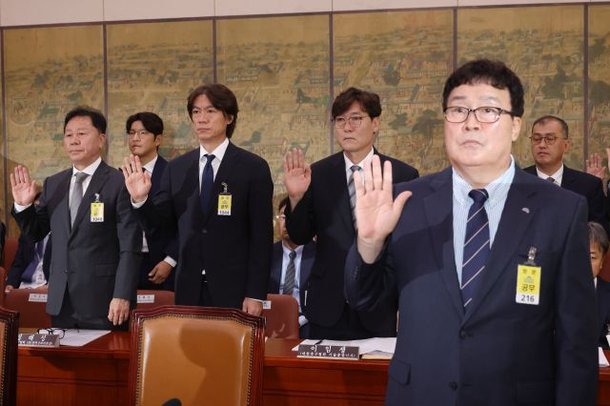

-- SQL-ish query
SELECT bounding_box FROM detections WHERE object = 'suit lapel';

[71,162,110,234]
[560,165,576,189]
[423,169,464,316]
[328,153,354,234]
[150,156,167,195]
[464,169,537,322]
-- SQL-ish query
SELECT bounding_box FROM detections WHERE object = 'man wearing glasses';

[524,115,607,231]
[345,59,596,404]
[126,112,177,291]
[283,87,419,340]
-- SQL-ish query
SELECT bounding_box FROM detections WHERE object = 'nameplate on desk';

[262,300,271,310]
[18,333,60,347]
[297,344,360,360]
[28,293,48,303]
[137,294,155,304]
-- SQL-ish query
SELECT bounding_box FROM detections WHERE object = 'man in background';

[268,196,315,338]
[126,112,176,291]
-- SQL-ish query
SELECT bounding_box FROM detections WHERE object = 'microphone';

[162,399,181,406]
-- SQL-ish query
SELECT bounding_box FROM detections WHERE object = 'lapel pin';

[521,207,530,214]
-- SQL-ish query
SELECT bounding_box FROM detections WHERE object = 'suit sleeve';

[245,159,274,300]
[113,185,142,300]
[284,186,316,246]
[12,178,52,242]
[588,177,609,235]
[555,197,598,405]
[135,164,176,234]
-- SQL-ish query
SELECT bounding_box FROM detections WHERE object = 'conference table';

[16,333,388,405]
[15,332,610,405]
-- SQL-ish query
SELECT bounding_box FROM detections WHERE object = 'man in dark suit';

[284,87,419,340]
[346,59,597,405]
[524,115,607,230]
[126,112,176,291]
[123,84,273,316]
[5,233,51,292]
[11,106,142,329]
[268,196,315,338]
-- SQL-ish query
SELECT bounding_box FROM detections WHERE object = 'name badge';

[515,247,541,305]
[90,193,104,222]
[217,182,232,216]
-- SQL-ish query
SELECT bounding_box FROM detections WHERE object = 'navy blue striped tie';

[461,189,490,308]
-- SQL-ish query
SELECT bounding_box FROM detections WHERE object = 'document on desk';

[295,337,396,359]
[600,347,609,367]
[60,329,111,347]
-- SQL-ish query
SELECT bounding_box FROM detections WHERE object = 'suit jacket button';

[201,228,207,234]
[459,329,468,339]
[448,381,458,391]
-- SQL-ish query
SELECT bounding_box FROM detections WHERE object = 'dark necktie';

[461,189,490,308]
[347,165,361,229]
[283,250,297,295]
[21,239,45,283]
[70,172,89,226]
[200,154,215,216]
[546,176,556,184]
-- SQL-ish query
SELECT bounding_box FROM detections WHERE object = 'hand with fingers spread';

[283,148,311,208]
[121,155,152,203]
[586,152,606,180]
[355,155,412,263]
[10,165,39,206]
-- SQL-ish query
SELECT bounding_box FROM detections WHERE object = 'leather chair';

[129,306,265,406]
[0,306,19,406]
[1,238,18,272]
[3,287,51,328]
[135,289,175,310]
[263,293,300,339]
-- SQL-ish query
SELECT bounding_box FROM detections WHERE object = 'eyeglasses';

[529,134,564,145]
[37,328,67,339]
[443,106,514,123]
[333,115,369,129]
[127,129,152,138]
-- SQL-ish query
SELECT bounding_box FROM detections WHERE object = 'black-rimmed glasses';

[333,115,369,129]
[443,106,514,123]
[37,328,67,339]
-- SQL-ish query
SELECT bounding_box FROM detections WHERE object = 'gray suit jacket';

[13,161,141,322]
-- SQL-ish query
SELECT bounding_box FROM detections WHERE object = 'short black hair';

[187,84,239,138]
[442,59,524,117]
[126,112,164,137]
[331,87,382,119]
[531,115,569,138]
[64,106,107,133]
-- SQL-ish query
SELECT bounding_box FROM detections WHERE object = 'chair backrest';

[0,306,19,406]
[129,306,265,406]
[135,290,175,310]
[1,238,18,273]
[3,288,51,328]
[262,293,300,339]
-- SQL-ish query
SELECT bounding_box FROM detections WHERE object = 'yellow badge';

[515,264,541,305]
[217,182,232,216]
[90,193,104,222]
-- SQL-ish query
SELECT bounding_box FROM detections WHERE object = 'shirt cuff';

[131,196,148,208]
[163,256,177,267]
[14,202,32,213]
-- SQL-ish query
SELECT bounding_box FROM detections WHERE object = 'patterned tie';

[546,176,556,184]
[200,154,215,216]
[461,189,490,308]
[21,239,45,282]
[347,165,361,229]
[70,172,89,226]
[283,250,297,295]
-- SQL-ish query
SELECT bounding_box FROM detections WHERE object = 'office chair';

[3,287,51,328]
[135,289,175,310]
[0,306,19,406]
[263,293,300,339]
[129,306,265,406]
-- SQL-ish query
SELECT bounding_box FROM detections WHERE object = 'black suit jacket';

[598,277,610,347]
[345,167,597,405]
[268,240,316,299]
[138,156,177,290]
[6,234,52,288]
[12,161,142,325]
[136,142,273,308]
[285,151,418,336]
[524,164,607,231]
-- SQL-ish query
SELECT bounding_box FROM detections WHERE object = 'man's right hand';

[355,155,412,264]
[10,165,38,206]
[283,148,311,209]
[121,155,151,203]
[4,285,14,293]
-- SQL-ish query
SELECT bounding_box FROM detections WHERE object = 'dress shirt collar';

[72,157,101,177]
[535,164,563,186]
[343,148,374,172]
[142,154,158,174]
[282,241,304,256]
[199,137,229,163]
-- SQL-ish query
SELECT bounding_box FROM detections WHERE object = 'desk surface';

[17,333,610,406]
